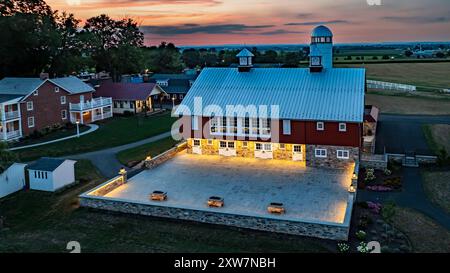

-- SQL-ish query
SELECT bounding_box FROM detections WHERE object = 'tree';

[82,15,144,81]
[436,52,445,58]
[283,52,302,67]
[0,0,58,77]
[144,42,182,73]
[382,55,390,60]
[0,142,18,173]
[404,50,413,57]
[182,49,201,68]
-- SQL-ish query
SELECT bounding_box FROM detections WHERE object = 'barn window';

[316,122,324,131]
[339,123,347,132]
[282,120,291,135]
[315,148,327,158]
[337,150,350,159]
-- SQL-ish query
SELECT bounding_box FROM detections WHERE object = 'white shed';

[28,158,77,192]
[0,163,27,199]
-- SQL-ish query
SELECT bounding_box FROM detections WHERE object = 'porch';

[0,100,22,141]
[69,97,113,124]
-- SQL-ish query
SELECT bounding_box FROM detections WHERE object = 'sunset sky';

[47,0,450,46]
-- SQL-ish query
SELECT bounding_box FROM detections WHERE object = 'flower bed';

[357,166,403,192]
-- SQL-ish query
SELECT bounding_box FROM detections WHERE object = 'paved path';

[67,131,172,178]
[9,124,99,151]
[375,114,450,155]
[357,167,450,230]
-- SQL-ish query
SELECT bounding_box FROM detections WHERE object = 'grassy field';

[14,112,176,162]
[10,125,89,147]
[116,137,180,166]
[366,92,450,115]
[0,160,330,253]
[337,62,450,90]
[422,169,450,214]
[422,124,450,155]
[392,207,450,253]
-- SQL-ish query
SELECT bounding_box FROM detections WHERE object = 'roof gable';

[177,67,366,122]
[95,82,160,101]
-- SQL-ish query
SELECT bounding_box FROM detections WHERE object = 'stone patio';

[104,151,352,224]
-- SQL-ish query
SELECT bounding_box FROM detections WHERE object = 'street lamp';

[75,120,80,138]
[172,96,175,108]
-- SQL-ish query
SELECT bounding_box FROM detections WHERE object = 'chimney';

[39,72,49,80]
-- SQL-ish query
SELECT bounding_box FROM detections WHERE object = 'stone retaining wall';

[79,194,354,241]
[144,142,187,169]
[360,154,388,170]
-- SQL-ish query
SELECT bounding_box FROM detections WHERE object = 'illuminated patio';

[103,151,352,224]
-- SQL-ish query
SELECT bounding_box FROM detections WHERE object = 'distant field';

[337,62,450,90]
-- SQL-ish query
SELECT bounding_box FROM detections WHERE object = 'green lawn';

[116,137,180,166]
[10,125,90,148]
[0,159,330,253]
[14,112,176,162]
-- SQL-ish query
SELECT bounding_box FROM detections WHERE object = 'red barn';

[175,26,366,168]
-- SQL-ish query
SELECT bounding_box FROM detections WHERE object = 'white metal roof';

[236,48,255,57]
[311,25,333,37]
[176,67,366,122]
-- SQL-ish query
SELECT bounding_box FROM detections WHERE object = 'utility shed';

[0,163,27,198]
[28,158,76,192]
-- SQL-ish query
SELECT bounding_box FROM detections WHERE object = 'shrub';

[358,214,373,229]
[367,185,393,192]
[356,230,367,241]
[365,168,376,182]
[357,242,369,253]
[383,168,392,176]
[337,242,350,253]
[382,177,402,189]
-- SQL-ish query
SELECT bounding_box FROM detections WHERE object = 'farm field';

[365,92,450,115]
[337,62,450,90]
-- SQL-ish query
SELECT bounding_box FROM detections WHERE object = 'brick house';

[0,76,113,141]
[175,25,366,168]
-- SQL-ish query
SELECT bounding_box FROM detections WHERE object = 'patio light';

[145,156,152,161]
[348,184,356,193]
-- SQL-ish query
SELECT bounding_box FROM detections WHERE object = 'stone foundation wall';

[145,142,187,169]
[306,145,359,169]
[79,195,353,241]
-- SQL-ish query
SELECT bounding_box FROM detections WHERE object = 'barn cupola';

[309,25,333,72]
[236,48,254,72]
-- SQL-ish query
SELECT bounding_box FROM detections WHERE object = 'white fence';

[367,80,416,92]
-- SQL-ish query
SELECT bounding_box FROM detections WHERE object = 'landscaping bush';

[356,230,367,241]
[382,177,402,189]
[383,168,392,176]
[358,214,373,229]
[357,242,369,253]
[365,168,376,182]
[337,242,350,253]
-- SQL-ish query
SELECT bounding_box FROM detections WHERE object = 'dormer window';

[310,56,322,67]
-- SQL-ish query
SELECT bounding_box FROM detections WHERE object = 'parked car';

[207,196,224,207]
[150,191,167,201]
[267,202,285,214]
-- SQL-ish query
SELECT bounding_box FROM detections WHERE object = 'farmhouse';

[94,82,166,115]
[0,76,113,141]
[28,157,76,192]
[177,25,366,169]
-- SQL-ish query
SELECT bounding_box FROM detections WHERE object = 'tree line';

[0,0,308,81]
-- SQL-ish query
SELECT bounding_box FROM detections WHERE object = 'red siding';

[185,116,361,148]
[20,81,93,136]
